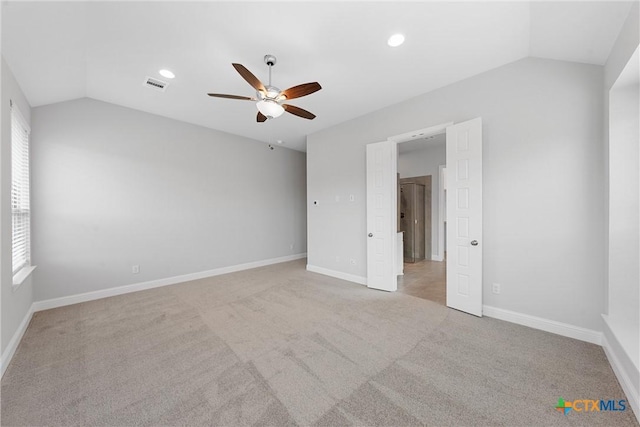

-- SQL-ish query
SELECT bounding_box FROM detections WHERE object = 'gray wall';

[398,143,446,259]
[31,98,307,301]
[1,57,34,354]
[307,57,604,331]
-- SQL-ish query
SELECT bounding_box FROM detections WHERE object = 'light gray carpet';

[1,259,637,426]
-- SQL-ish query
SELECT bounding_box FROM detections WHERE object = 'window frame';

[10,100,35,288]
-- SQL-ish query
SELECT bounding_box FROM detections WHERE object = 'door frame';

[437,164,446,262]
[387,122,455,270]
[387,122,453,145]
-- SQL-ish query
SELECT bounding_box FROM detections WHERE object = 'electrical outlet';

[350,259,356,265]
[289,243,294,250]
[492,283,500,294]
[132,265,140,274]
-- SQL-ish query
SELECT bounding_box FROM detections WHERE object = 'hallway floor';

[397,259,446,305]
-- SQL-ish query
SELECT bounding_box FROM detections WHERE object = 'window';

[11,101,31,278]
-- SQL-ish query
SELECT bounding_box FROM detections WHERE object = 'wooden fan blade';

[232,63,266,93]
[257,111,268,122]
[281,82,321,100]
[208,93,256,101]
[283,104,316,120]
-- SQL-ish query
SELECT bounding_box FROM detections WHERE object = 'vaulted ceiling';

[2,1,634,151]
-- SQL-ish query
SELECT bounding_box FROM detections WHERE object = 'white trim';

[306,264,367,286]
[12,265,36,289]
[33,253,307,312]
[10,100,30,133]
[431,255,444,262]
[396,232,404,275]
[483,305,602,345]
[1,304,35,378]
[438,164,446,262]
[387,122,453,143]
[602,315,640,422]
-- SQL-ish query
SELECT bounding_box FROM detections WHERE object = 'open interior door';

[446,118,483,316]
[366,141,397,291]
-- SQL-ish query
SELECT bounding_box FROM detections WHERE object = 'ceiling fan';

[207,54,321,122]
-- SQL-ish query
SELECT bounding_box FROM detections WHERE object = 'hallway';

[397,259,446,305]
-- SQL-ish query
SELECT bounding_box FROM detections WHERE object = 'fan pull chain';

[267,116,275,150]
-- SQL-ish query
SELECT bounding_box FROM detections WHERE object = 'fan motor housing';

[264,54,277,66]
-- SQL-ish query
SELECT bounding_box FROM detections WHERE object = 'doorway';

[396,133,446,304]
[365,118,483,316]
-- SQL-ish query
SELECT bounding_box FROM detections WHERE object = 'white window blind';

[11,101,31,275]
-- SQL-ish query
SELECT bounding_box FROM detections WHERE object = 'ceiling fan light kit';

[208,54,321,122]
[256,99,284,118]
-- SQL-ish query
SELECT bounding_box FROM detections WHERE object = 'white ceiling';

[2,1,634,152]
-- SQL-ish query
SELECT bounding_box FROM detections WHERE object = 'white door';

[446,118,483,316]
[366,140,397,291]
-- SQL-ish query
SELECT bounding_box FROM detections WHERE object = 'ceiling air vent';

[143,76,169,92]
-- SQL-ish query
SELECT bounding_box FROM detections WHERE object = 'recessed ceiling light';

[387,34,405,47]
[276,140,284,144]
[159,69,175,79]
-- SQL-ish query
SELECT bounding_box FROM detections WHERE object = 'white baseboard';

[1,304,35,378]
[483,305,602,345]
[431,255,444,262]
[33,253,307,312]
[602,315,639,422]
[306,264,367,286]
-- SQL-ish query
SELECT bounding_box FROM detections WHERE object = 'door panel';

[446,118,483,316]
[366,141,397,291]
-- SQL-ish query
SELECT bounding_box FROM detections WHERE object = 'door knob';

[470,240,478,246]
[368,233,373,237]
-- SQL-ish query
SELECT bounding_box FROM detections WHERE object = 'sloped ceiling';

[2,1,634,151]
